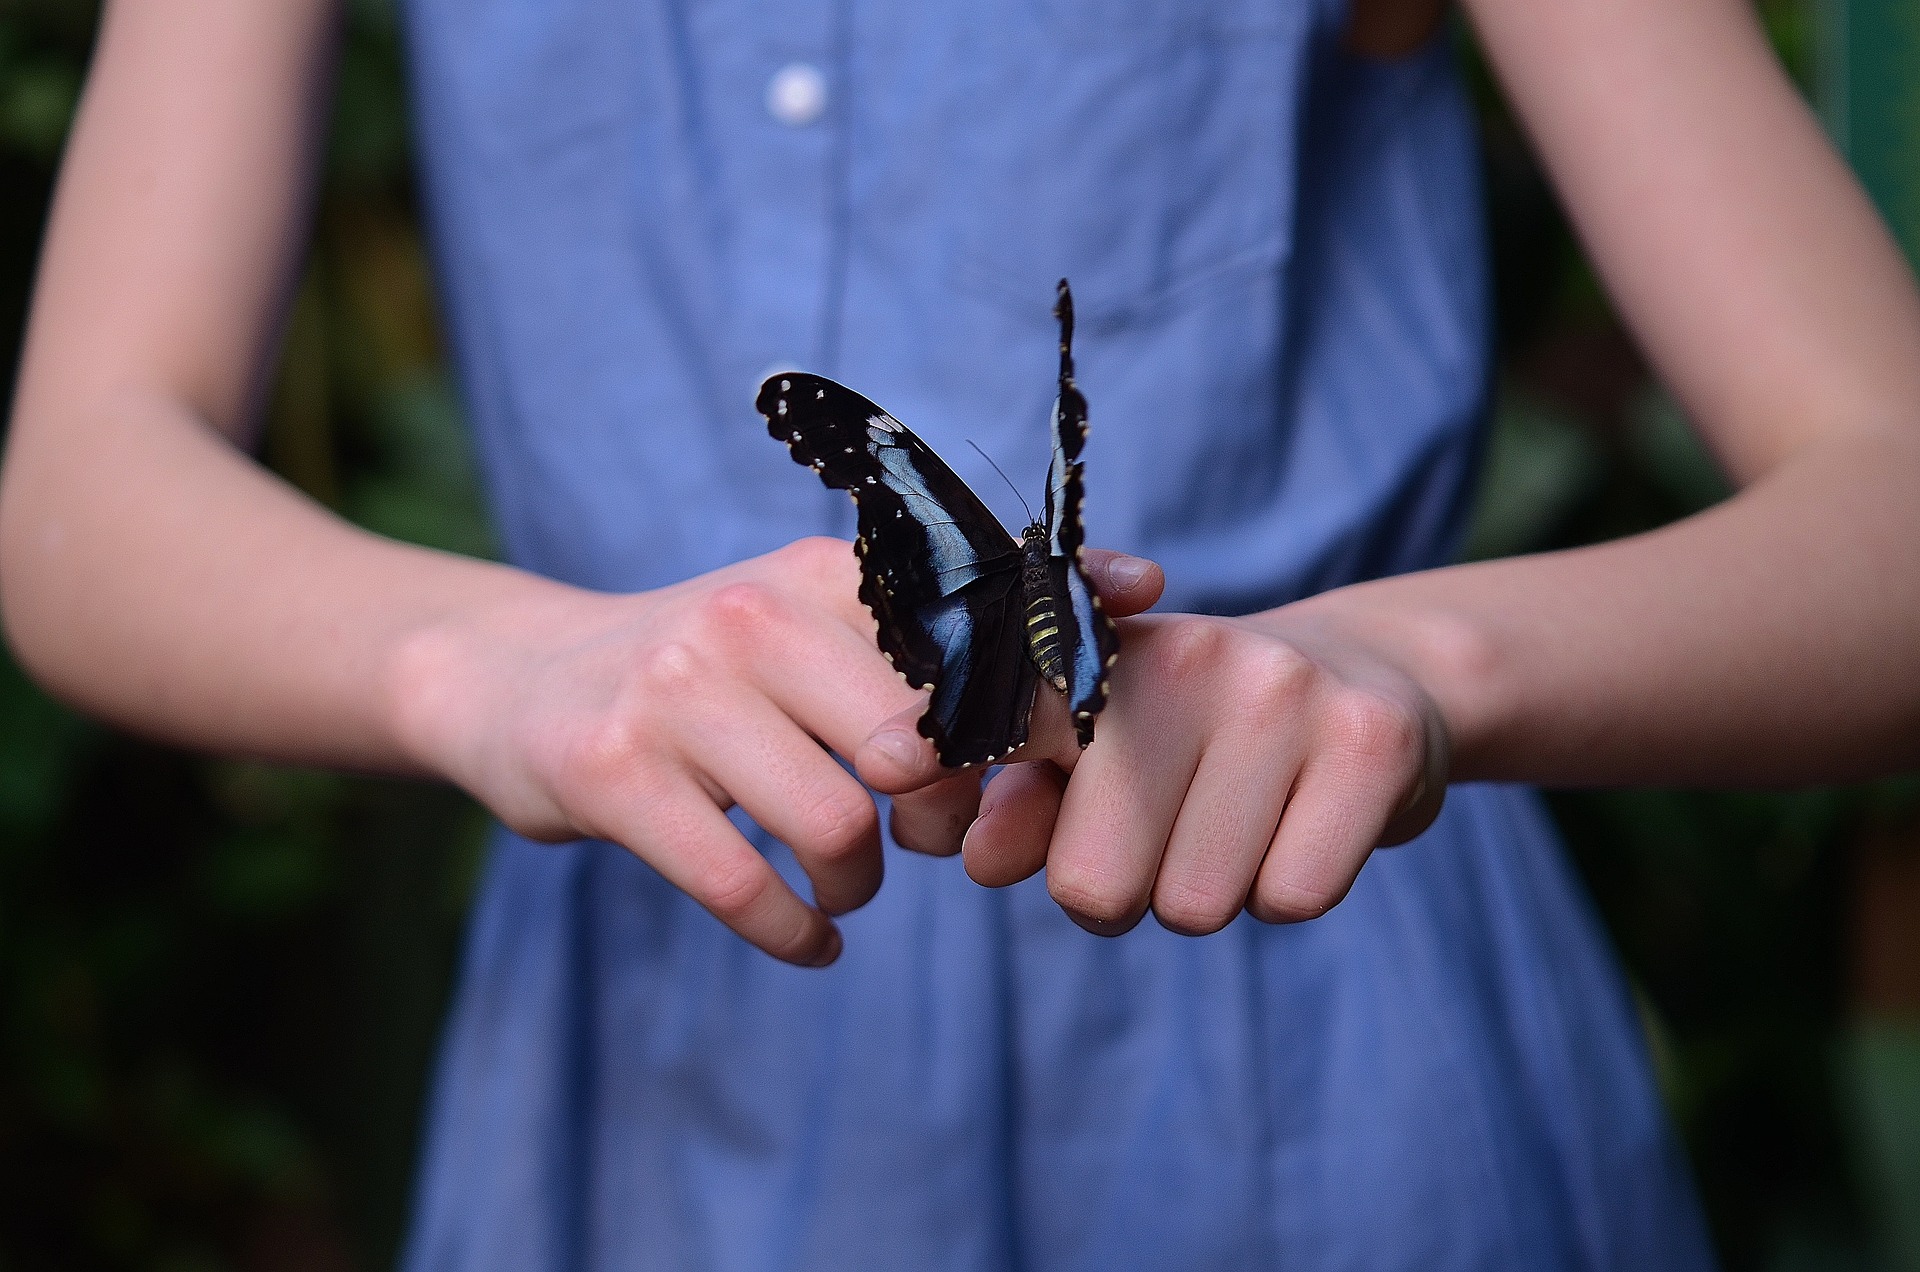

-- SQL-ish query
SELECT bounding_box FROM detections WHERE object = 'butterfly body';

[1018,524,1071,694]
[758,280,1118,768]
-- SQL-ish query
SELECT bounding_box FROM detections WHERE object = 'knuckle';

[1239,645,1315,712]
[636,638,704,699]
[1152,877,1242,937]
[799,792,878,861]
[562,715,645,791]
[696,855,774,924]
[1249,873,1348,925]
[1157,617,1228,684]
[700,581,788,645]
[1047,863,1141,930]
[1332,689,1424,769]
[783,535,854,582]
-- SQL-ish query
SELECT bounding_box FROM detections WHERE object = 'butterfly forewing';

[758,373,1033,766]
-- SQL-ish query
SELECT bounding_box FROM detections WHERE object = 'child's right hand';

[389,536,944,966]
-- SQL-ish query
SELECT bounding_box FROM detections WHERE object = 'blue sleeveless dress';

[396,3,1717,1268]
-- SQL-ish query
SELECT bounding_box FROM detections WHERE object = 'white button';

[766,63,827,127]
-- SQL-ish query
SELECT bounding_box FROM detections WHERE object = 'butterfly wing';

[758,373,1037,766]
[1046,281,1122,747]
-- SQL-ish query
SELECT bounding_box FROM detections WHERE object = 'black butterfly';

[757,279,1120,768]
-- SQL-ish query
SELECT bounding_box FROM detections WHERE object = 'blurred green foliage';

[1462,3,1920,1266]
[0,1,1915,1269]
[1824,0,1920,270]
[0,1,489,1268]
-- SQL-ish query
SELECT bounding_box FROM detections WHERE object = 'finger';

[771,535,885,639]
[1080,549,1164,617]
[1247,759,1407,924]
[859,660,1084,794]
[1379,717,1450,846]
[1043,688,1202,936]
[591,769,843,966]
[852,553,1159,790]
[705,583,926,758]
[1013,674,1085,770]
[693,576,933,803]
[962,761,1066,886]
[856,698,948,793]
[1150,730,1302,937]
[680,692,884,917]
[1249,692,1431,921]
[888,770,983,857]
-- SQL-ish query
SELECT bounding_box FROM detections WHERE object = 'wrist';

[382,565,609,788]
[1270,574,1508,782]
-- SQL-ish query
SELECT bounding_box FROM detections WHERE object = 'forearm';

[0,0,567,772]
[1288,432,1920,787]
[0,386,576,772]
[1313,0,1920,789]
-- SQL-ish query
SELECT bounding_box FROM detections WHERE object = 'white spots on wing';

[780,378,792,391]
[776,400,788,416]
[894,509,904,518]
[816,388,826,400]
[865,475,877,484]
[789,430,801,442]
[843,446,855,454]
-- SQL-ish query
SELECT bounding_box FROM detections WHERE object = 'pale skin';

[3,0,1919,963]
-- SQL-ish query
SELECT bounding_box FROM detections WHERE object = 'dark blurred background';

[0,1,1916,1268]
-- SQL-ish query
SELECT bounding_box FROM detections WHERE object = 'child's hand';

[393,537,919,965]
[862,606,1449,935]
[391,537,1167,965]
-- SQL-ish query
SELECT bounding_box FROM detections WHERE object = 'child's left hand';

[859,594,1450,936]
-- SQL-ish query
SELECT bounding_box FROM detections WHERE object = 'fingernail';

[868,729,923,771]
[1110,556,1150,591]
[808,925,844,968]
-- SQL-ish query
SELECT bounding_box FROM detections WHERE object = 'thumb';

[1080,549,1163,617]
[857,699,949,793]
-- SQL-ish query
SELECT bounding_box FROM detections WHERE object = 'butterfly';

[757,279,1120,768]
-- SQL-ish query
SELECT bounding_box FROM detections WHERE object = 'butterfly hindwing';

[1047,281,1121,746]
[921,584,1039,766]
[757,373,1035,766]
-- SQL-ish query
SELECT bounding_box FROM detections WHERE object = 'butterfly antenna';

[967,440,1035,525]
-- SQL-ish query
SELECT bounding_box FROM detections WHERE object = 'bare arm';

[1348,0,1920,784]
[939,0,1920,932]
[0,0,1174,961]
[0,0,524,770]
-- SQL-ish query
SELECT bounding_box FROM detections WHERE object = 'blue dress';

[396,2,1717,1268]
